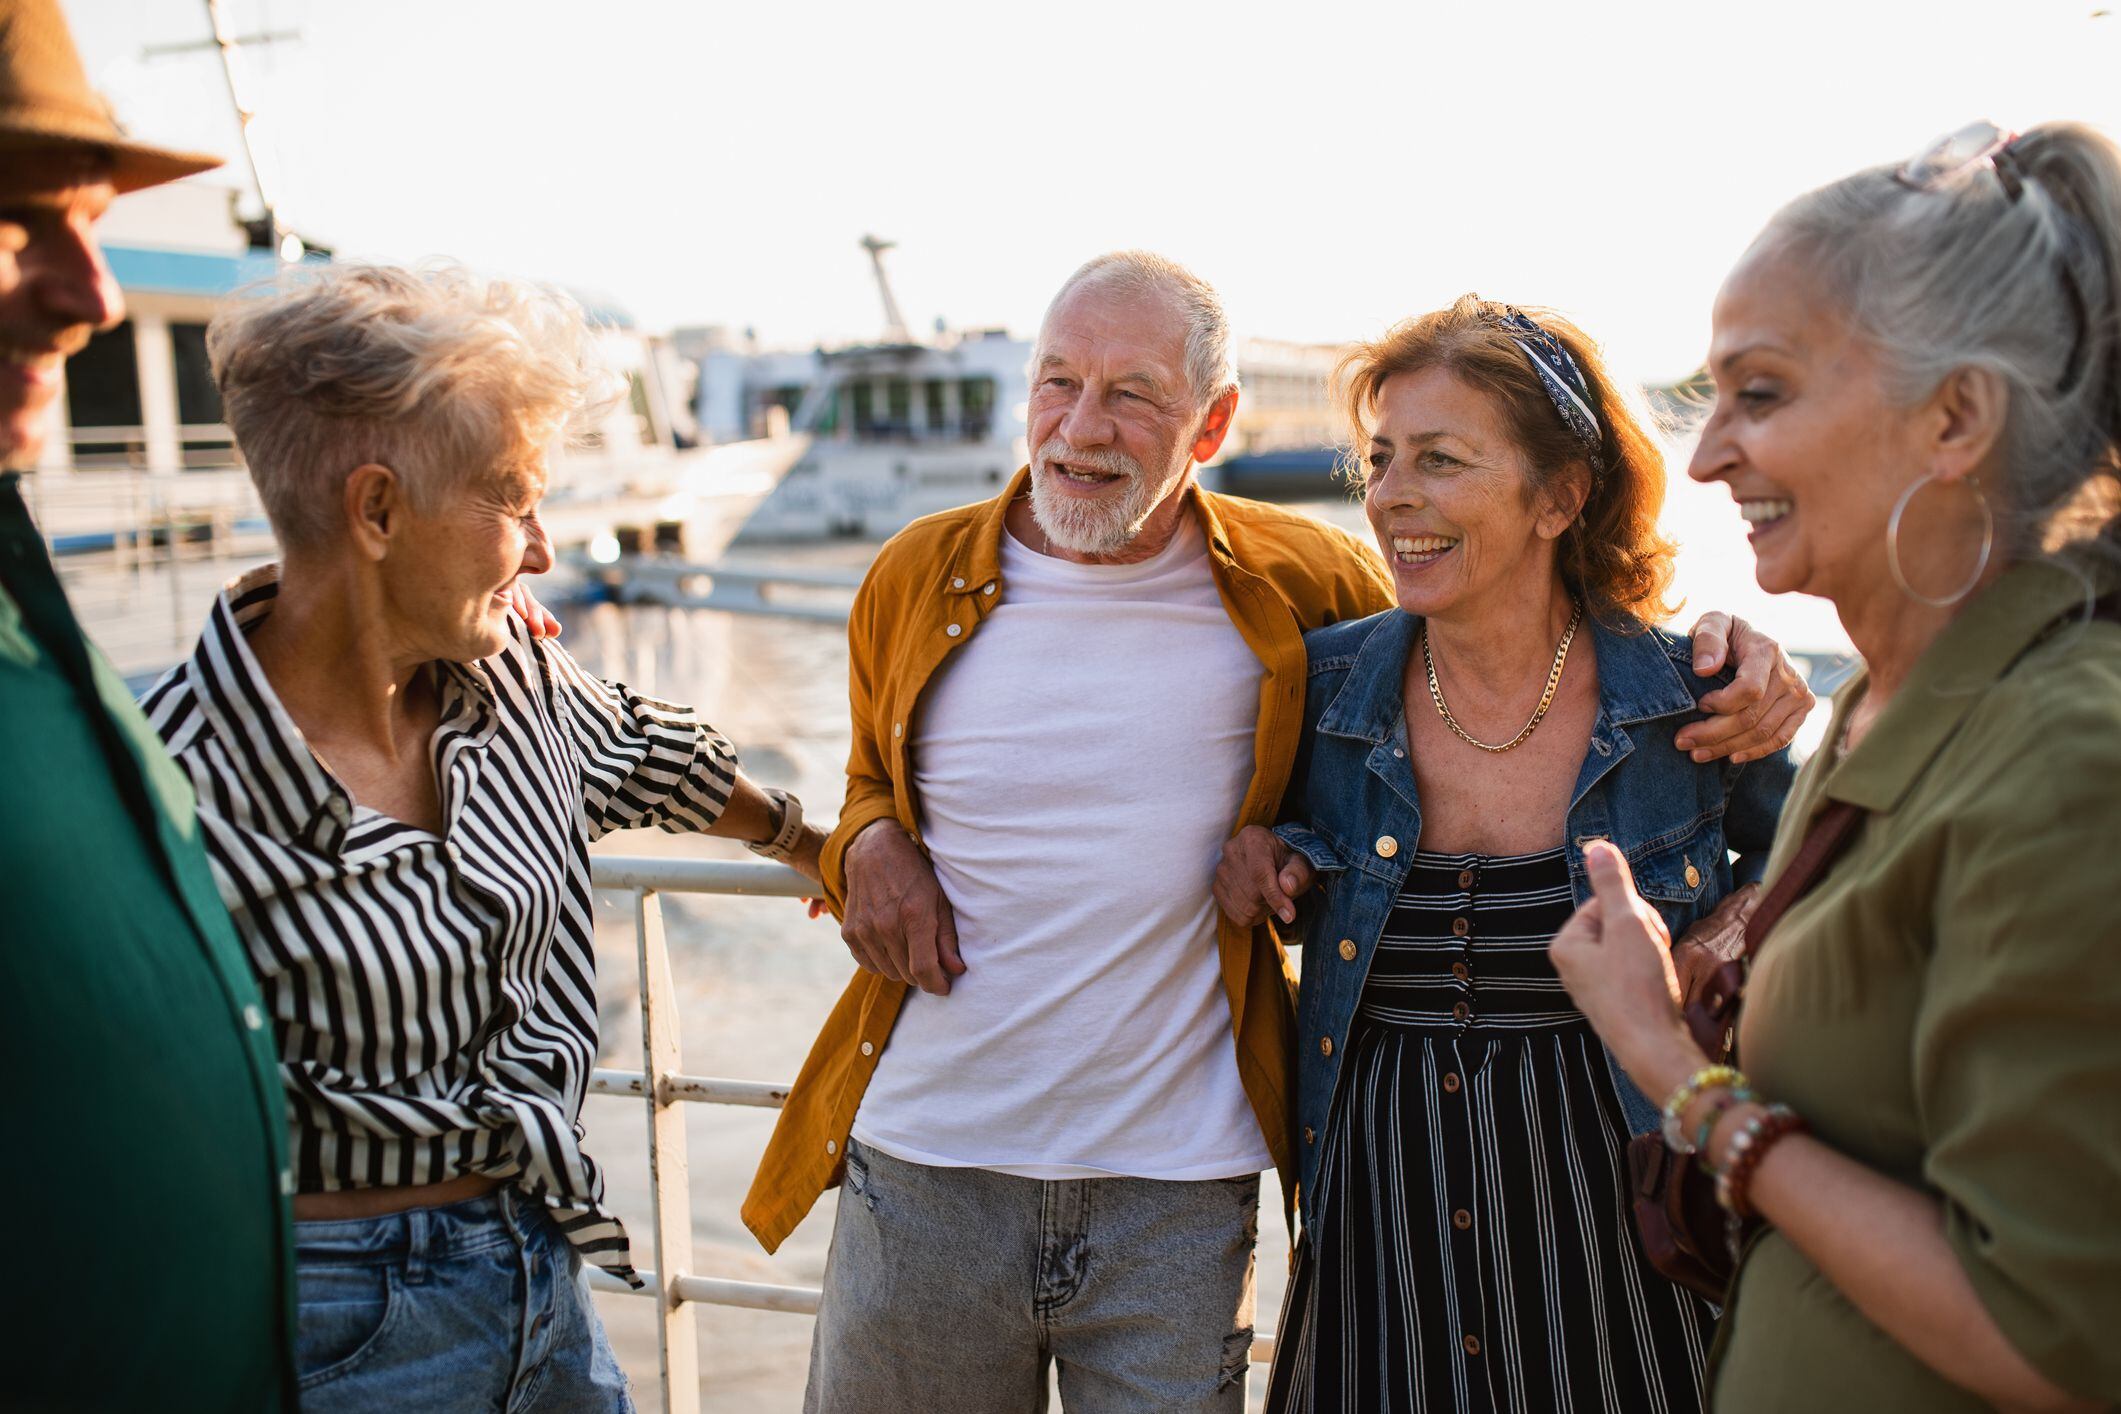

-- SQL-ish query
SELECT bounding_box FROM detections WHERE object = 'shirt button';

[280,1169,295,1196]
[1463,1334,1482,1357]
[243,1004,265,1031]
[945,623,962,638]
[1338,939,1357,962]
[1453,1208,1472,1231]
[1451,917,1470,937]
[860,1041,875,1056]
[1319,1036,1334,1058]
[1685,862,1702,889]
[1375,836,1398,858]
[1450,961,1471,983]
[1443,1072,1462,1093]
[826,1139,838,1156]
[1452,1002,1472,1023]
[1303,1127,1316,1145]
[1457,869,1475,890]
[951,577,966,588]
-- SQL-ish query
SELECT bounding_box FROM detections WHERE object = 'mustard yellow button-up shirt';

[742,470,1392,1251]
[1715,554,2121,1409]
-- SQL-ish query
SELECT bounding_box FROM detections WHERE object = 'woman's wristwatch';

[746,788,806,864]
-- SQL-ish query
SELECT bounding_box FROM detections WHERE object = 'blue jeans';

[807,1139,1259,1412]
[294,1188,635,1413]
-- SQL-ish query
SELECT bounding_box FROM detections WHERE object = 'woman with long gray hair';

[1554,120,2121,1411]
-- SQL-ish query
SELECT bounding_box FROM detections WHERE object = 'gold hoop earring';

[1886,472,1993,608]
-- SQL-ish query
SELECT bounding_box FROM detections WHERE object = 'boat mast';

[143,5,300,262]
[859,234,912,344]
[203,0,291,263]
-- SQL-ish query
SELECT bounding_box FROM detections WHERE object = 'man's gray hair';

[1037,250,1240,411]
[208,263,616,550]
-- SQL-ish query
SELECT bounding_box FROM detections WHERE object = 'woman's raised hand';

[1214,826,1318,928]
[1549,840,1701,1089]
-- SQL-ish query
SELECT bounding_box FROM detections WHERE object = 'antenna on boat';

[142,4,302,264]
[859,234,913,345]
[203,0,292,262]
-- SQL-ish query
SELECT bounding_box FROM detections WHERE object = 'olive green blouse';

[1712,555,2121,1410]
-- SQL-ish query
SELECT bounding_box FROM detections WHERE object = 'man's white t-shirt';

[850,515,1274,1180]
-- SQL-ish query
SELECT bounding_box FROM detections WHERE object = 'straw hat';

[0,0,222,192]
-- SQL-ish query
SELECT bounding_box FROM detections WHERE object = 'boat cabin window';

[65,320,145,468]
[763,372,1002,444]
[171,322,235,466]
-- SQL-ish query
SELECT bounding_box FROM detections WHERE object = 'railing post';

[635,888,700,1414]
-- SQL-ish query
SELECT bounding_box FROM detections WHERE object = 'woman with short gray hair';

[1554,121,2121,1412]
[145,264,825,1412]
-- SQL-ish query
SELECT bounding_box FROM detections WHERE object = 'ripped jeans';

[806,1138,1259,1413]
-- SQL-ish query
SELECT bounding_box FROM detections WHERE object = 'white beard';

[1028,438,1164,555]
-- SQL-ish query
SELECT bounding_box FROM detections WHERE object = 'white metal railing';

[585,854,1276,1414]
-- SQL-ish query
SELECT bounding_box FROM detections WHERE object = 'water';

[568,482,1844,1410]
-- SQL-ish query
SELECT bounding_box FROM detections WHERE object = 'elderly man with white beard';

[743,251,1812,1412]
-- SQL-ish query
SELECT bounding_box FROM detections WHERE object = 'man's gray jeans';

[805,1139,1260,1413]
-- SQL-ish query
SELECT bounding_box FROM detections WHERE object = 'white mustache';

[1036,438,1140,480]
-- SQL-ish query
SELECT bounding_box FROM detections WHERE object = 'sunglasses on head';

[1896,120,2089,393]
[1895,120,2024,198]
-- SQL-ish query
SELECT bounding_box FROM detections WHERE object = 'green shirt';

[1713,555,2121,1410]
[0,472,296,1412]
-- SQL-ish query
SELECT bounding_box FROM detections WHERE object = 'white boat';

[716,329,1033,543]
[30,178,795,678]
[696,241,1353,543]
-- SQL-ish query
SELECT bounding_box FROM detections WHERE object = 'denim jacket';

[1274,608,1794,1224]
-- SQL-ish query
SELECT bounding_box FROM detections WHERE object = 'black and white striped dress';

[143,565,740,1284]
[1265,846,1716,1414]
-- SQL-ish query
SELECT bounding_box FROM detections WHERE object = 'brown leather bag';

[1627,800,1867,1301]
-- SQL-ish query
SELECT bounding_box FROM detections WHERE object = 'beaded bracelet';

[1714,1103,1808,1217]
[1661,1064,1746,1153]
[1692,1087,1755,1163]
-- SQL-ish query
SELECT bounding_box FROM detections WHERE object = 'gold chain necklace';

[1423,600,1584,753]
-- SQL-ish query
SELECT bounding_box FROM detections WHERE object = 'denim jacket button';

[1684,862,1702,889]
[1319,1036,1334,1058]
[1375,836,1398,858]
[1338,939,1357,962]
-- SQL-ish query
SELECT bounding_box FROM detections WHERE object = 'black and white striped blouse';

[143,565,739,1283]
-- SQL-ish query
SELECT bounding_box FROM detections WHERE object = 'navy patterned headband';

[1494,307,1605,479]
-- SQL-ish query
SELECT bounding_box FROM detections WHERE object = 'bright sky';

[70,0,2121,382]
